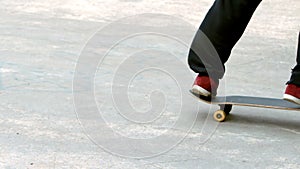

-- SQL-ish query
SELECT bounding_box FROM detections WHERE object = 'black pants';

[188,0,300,86]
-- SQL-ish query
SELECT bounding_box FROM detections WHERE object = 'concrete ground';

[0,0,300,168]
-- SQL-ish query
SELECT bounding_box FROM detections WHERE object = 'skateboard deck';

[189,90,300,122]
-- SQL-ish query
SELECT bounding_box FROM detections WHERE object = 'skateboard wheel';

[213,110,226,122]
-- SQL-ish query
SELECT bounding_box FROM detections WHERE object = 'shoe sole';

[192,85,211,97]
[283,94,300,105]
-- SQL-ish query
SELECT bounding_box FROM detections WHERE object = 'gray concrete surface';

[0,0,300,168]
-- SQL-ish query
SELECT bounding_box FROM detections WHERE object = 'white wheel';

[213,110,227,122]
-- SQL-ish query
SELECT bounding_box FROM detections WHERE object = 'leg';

[283,32,300,104]
[287,32,300,86]
[188,0,262,80]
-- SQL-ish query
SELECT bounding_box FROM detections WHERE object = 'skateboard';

[189,90,300,122]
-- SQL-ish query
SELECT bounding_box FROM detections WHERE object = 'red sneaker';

[283,84,300,104]
[191,75,219,97]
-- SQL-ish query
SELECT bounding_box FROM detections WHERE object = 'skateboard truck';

[197,94,232,122]
[191,92,233,122]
